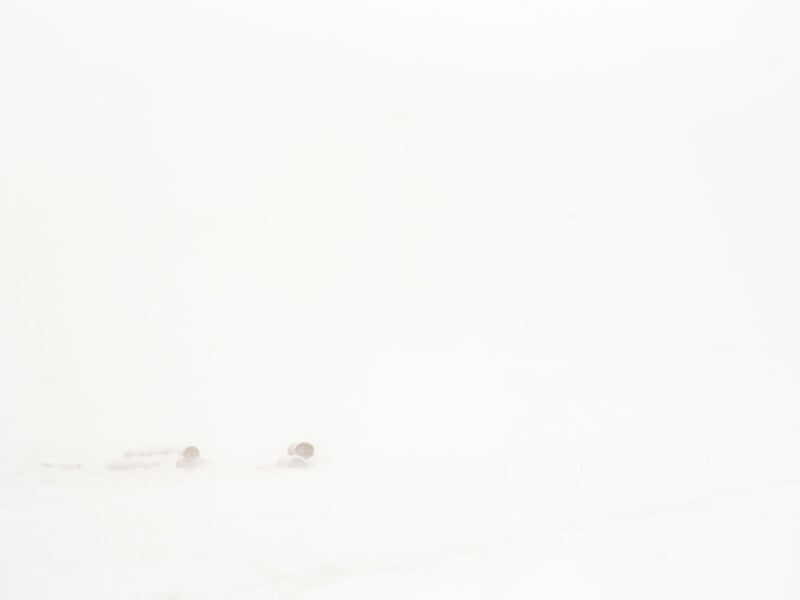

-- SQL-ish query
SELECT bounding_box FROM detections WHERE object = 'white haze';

[1,0,799,598]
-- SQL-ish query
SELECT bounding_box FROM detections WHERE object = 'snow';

[2,0,800,597]
[2,447,800,598]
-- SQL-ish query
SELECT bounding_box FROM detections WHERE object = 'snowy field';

[2,0,799,597]
[2,443,800,598]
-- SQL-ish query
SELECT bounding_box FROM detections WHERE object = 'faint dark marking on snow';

[124,447,181,459]
[39,462,83,470]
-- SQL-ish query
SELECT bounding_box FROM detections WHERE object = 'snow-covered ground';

[2,444,800,599]
[2,0,799,597]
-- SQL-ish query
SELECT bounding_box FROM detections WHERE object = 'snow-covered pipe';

[287,442,314,459]
[176,446,201,468]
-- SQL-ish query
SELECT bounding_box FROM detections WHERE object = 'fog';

[1,0,799,597]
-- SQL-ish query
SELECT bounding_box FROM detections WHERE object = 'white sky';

[1,0,799,469]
